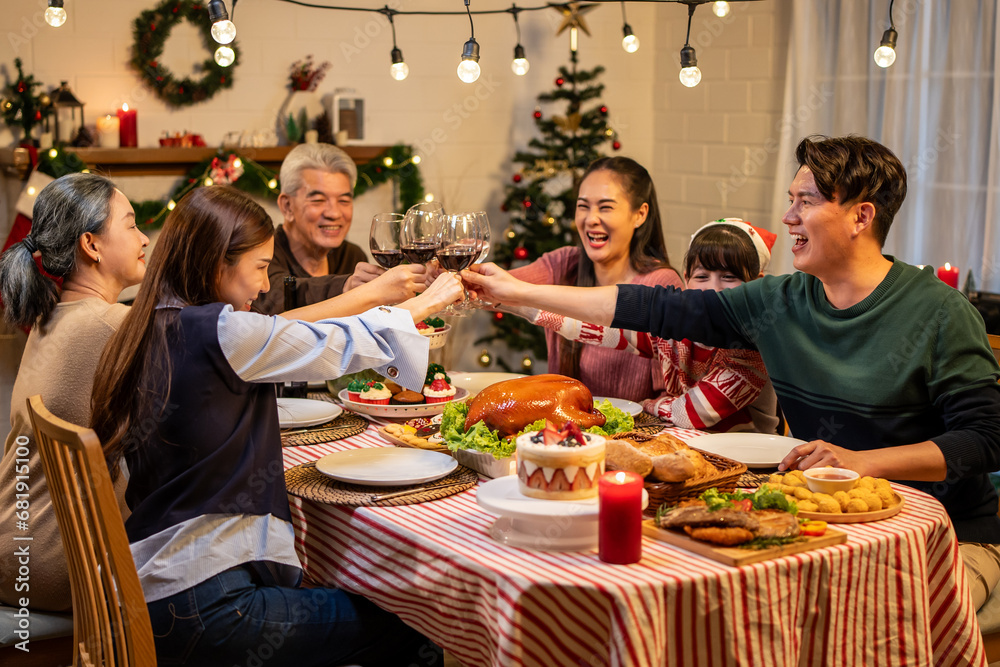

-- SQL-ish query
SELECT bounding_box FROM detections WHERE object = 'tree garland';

[130,0,238,108]
[36,143,425,231]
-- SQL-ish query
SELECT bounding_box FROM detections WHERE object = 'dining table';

[281,418,988,667]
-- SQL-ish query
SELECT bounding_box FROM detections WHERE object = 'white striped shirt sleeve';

[216,304,429,392]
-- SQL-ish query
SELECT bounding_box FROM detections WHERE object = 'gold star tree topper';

[551,2,598,37]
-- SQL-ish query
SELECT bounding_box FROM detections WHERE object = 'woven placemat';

[281,413,368,447]
[285,461,479,507]
[306,391,337,403]
[631,412,666,435]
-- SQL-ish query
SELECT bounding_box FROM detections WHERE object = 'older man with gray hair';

[252,143,428,314]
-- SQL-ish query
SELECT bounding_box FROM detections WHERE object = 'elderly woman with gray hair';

[252,142,431,314]
[0,172,148,611]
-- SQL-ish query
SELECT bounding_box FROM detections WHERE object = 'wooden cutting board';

[642,519,847,566]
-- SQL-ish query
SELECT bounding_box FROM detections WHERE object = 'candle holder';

[598,471,644,564]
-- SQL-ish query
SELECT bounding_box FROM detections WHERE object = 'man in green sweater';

[463,135,1000,608]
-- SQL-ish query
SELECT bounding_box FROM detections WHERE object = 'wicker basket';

[612,431,748,516]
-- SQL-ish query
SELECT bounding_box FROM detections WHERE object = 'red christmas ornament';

[494,311,504,321]
[612,141,622,151]
[34,110,41,121]
[513,173,522,183]
[533,109,542,119]
[555,77,565,87]
[523,199,532,208]
[514,247,529,260]
[500,203,509,212]
[600,105,608,115]
[151,60,158,68]
[150,23,156,31]
[16,82,25,93]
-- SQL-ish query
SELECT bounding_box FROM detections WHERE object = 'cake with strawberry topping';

[516,421,606,500]
[415,317,447,336]
[423,373,456,403]
[359,381,392,405]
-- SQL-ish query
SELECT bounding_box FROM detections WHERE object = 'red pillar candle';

[598,471,643,564]
[937,263,959,288]
[117,104,138,148]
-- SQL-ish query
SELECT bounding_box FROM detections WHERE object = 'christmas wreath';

[130,0,238,108]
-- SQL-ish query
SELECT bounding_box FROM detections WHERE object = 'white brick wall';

[0,0,790,376]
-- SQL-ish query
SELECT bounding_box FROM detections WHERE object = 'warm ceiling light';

[45,0,67,27]
[208,0,237,44]
[458,1,481,83]
[873,0,898,68]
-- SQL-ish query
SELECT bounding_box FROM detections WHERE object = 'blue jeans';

[146,566,443,667]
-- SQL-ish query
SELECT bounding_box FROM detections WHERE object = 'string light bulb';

[510,8,529,76]
[45,0,67,27]
[874,0,898,68]
[384,10,409,81]
[458,1,480,83]
[214,45,235,67]
[712,1,730,18]
[678,4,702,87]
[620,2,639,53]
[208,0,237,44]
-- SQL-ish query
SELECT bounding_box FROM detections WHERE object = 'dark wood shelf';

[1,144,390,179]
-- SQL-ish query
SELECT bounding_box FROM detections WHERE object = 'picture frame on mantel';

[332,89,364,145]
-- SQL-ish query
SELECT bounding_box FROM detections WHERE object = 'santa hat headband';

[690,218,777,274]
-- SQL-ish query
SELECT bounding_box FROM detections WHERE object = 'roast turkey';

[464,374,606,438]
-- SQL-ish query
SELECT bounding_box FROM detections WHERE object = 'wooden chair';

[26,395,156,667]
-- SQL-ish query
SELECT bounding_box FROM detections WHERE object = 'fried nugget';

[798,500,819,512]
[856,476,877,491]
[833,491,851,512]
[768,473,785,486]
[846,498,870,513]
[784,475,806,488]
[793,487,814,500]
[683,525,755,546]
[812,493,841,514]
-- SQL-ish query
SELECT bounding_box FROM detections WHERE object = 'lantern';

[51,81,85,144]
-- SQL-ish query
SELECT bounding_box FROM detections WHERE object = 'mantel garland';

[35,143,424,232]
[130,0,239,108]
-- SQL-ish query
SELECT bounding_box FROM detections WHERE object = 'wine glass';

[436,212,481,315]
[400,202,443,266]
[369,213,404,269]
[468,211,493,307]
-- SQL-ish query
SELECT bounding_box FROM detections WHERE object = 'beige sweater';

[0,298,129,612]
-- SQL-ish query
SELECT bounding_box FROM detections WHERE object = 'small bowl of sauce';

[803,467,859,494]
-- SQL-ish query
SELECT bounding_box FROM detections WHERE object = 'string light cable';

[874,0,897,68]
[678,2,702,87]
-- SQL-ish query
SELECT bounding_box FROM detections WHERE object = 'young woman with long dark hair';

[90,185,457,666]
[509,156,683,402]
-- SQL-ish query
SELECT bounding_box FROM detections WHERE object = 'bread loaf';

[650,449,711,482]
[605,439,653,477]
[634,432,689,457]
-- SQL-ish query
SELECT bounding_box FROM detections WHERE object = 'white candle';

[97,115,120,149]
[304,129,319,144]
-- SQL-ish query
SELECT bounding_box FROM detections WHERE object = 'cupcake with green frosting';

[347,378,367,402]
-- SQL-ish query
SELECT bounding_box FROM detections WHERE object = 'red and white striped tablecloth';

[282,425,987,667]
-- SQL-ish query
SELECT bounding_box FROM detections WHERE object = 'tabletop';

[282,424,988,667]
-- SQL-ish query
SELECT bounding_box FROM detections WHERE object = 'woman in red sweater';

[510,157,682,402]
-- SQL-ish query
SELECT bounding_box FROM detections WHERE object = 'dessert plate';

[338,387,469,418]
[688,433,805,468]
[593,396,643,417]
[315,448,457,486]
[476,476,648,551]
[276,398,343,429]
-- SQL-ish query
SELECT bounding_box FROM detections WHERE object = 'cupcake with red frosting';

[423,373,456,403]
[359,381,391,405]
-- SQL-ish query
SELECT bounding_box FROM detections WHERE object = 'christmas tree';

[0,58,52,143]
[476,52,618,373]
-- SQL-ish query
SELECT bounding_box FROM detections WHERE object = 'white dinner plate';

[315,448,457,486]
[477,476,649,551]
[338,387,470,418]
[446,372,525,396]
[276,398,343,429]
[688,433,805,468]
[593,396,643,417]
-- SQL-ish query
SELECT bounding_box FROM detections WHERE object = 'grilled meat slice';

[753,510,801,539]
[658,506,760,532]
[683,526,755,546]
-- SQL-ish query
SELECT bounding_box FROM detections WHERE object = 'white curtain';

[768,0,1000,292]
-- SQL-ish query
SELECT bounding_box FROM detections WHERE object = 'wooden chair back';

[26,395,156,667]
[989,334,1000,365]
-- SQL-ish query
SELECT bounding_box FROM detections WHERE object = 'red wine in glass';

[371,248,403,268]
[436,245,478,271]
[402,242,440,264]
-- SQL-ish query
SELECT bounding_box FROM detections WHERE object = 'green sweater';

[614,258,1000,542]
